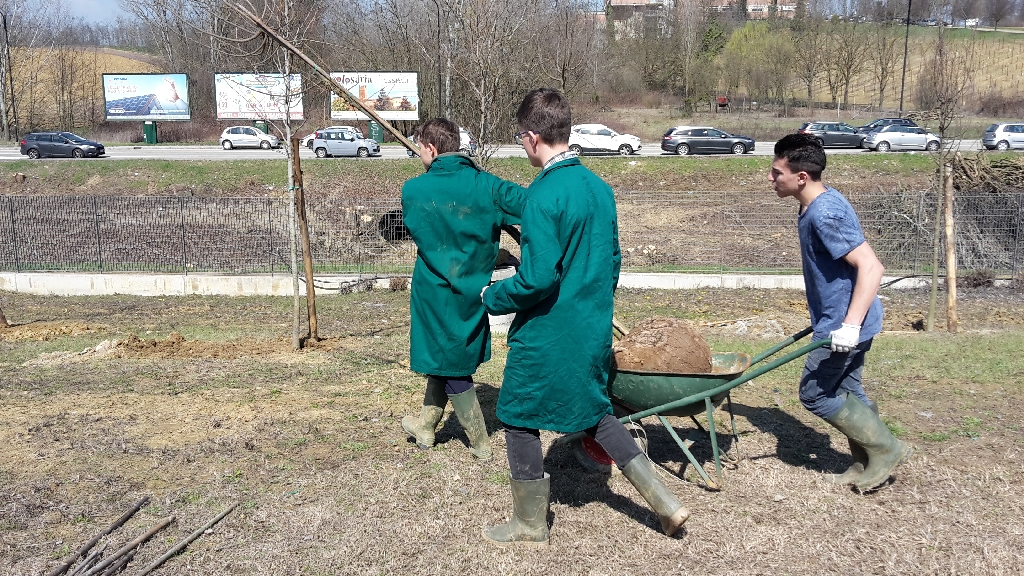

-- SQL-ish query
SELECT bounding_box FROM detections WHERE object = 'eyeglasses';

[514,130,533,142]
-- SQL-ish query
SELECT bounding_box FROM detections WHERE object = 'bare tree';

[792,16,825,107]
[985,0,1016,29]
[866,22,901,108]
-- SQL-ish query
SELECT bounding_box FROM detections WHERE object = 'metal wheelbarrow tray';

[574,326,830,490]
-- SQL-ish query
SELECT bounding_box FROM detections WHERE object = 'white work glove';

[480,285,488,303]
[829,323,861,353]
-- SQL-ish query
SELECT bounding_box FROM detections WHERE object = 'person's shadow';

[730,403,847,474]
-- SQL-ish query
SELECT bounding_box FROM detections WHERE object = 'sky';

[68,0,130,23]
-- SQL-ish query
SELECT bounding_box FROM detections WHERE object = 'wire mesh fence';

[0,189,1021,277]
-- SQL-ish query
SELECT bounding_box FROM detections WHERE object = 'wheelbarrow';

[564,326,831,490]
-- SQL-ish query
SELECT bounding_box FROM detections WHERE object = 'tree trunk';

[292,137,318,343]
[0,307,8,328]
[943,163,958,333]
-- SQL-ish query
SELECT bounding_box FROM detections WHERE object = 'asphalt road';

[0,140,985,162]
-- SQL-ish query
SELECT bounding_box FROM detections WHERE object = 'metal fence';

[1,190,1022,277]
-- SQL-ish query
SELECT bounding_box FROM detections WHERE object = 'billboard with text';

[215,73,304,120]
[330,72,419,121]
[102,74,191,121]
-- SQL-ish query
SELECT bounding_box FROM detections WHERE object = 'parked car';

[568,124,642,156]
[855,117,919,134]
[219,126,280,150]
[302,125,363,148]
[19,132,105,159]
[661,126,755,155]
[404,126,478,157]
[982,123,1024,151]
[797,122,866,148]
[863,124,941,152]
[311,129,380,158]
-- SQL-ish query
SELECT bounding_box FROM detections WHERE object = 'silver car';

[311,129,380,158]
[982,123,1024,151]
[219,126,280,150]
[864,124,940,152]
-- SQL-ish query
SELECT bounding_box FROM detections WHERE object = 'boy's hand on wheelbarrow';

[829,323,861,353]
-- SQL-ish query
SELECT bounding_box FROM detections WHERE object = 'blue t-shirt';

[798,187,883,341]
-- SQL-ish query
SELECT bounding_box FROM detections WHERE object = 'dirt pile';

[613,316,712,374]
[114,332,290,359]
[0,322,102,341]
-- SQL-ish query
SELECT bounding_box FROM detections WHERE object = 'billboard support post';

[227,2,417,153]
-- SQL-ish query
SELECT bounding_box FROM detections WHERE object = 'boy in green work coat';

[400,118,526,461]
[481,89,689,546]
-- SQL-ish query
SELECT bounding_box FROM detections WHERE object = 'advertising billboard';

[102,74,191,121]
[215,73,304,120]
[330,72,419,121]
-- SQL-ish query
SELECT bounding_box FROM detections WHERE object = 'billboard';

[330,72,419,121]
[102,74,191,121]
[215,73,304,120]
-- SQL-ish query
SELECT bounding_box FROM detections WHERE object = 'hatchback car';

[661,126,754,155]
[405,126,478,157]
[219,126,280,150]
[855,117,919,134]
[19,132,105,159]
[863,124,940,152]
[312,129,380,158]
[302,125,363,148]
[797,122,866,147]
[982,123,1024,151]
[568,124,642,156]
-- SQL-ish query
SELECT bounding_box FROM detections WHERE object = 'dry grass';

[1,288,1023,574]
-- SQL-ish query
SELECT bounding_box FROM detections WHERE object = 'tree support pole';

[291,137,318,343]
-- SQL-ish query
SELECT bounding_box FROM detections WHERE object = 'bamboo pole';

[80,516,175,576]
[291,137,318,343]
[136,503,238,576]
[46,497,149,576]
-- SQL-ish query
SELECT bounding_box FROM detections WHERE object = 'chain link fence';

[1,190,1021,277]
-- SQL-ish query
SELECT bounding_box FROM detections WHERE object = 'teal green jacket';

[483,157,621,432]
[402,153,526,377]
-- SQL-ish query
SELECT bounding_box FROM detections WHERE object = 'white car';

[405,126,478,157]
[863,124,940,152]
[311,129,380,158]
[219,126,280,150]
[302,125,363,148]
[568,123,642,156]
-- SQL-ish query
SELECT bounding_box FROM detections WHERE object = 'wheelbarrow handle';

[751,326,815,365]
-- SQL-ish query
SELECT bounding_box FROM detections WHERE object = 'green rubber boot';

[401,377,447,449]
[448,387,492,461]
[621,456,690,537]
[825,394,913,493]
[482,473,550,547]
[826,400,878,485]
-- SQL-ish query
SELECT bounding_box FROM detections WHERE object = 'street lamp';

[898,0,911,118]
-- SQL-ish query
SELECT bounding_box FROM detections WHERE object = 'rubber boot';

[401,377,447,449]
[825,394,913,493]
[448,387,492,461]
[826,400,878,485]
[621,456,690,537]
[482,473,550,547]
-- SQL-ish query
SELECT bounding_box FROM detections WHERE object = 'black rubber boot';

[621,456,690,537]
[401,377,448,449]
[825,395,913,493]
[826,400,878,485]
[448,387,492,461]
[482,473,550,547]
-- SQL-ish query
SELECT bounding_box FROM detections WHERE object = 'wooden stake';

[944,162,958,333]
[136,503,238,576]
[80,516,174,576]
[291,137,318,343]
[47,497,149,576]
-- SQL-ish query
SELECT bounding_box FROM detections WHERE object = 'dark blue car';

[20,132,106,159]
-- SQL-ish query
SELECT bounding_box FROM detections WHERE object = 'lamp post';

[898,0,912,117]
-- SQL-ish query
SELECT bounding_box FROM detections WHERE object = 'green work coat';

[402,153,526,377]
[483,157,621,432]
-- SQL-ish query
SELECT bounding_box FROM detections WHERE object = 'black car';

[19,132,105,159]
[797,122,865,148]
[855,117,919,134]
[661,126,755,155]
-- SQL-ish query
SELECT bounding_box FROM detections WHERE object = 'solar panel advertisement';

[330,72,419,121]
[215,73,304,120]
[102,74,191,121]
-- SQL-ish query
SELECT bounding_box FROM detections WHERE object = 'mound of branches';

[951,153,1024,271]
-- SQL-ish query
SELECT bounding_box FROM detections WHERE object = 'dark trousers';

[503,414,643,481]
[429,375,473,395]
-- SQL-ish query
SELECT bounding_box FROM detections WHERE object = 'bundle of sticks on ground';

[952,152,1024,192]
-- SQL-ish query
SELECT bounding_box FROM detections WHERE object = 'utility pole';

[431,0,443,117]
[898,0,912,117]
[0,11,12,141]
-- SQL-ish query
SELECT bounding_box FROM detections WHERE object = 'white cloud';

[67,0,129,23]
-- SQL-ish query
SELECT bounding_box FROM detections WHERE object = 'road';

[0,140,984,162]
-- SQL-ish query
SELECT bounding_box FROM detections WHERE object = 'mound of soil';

[613,316,712,374]
[0,322,101,341]
[114,332,290,359]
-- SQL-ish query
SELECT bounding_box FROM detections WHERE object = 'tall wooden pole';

[943,162,958,333]
[291,136,318,342]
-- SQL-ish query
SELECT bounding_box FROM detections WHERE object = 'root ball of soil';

[613,316,712,374]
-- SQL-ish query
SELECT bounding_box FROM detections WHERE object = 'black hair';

[773,133,826,181]
[417,118,460,155]
[515,88,571,145]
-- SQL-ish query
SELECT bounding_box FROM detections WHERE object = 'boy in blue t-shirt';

[769,133,912,493]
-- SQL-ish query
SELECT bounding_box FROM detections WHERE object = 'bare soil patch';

[613,316,712,373]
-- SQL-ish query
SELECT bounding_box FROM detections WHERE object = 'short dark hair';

[516,88,571,145]
[417,118,460,155]
[774,133,826,181]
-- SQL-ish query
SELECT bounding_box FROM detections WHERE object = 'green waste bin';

[143,121,158,144]
[254,120,269,134]
[369,121,384,143]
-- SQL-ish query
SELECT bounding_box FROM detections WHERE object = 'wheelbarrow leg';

[706,397,724,487]
[657,415,719,490]
[725,393,740,464]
